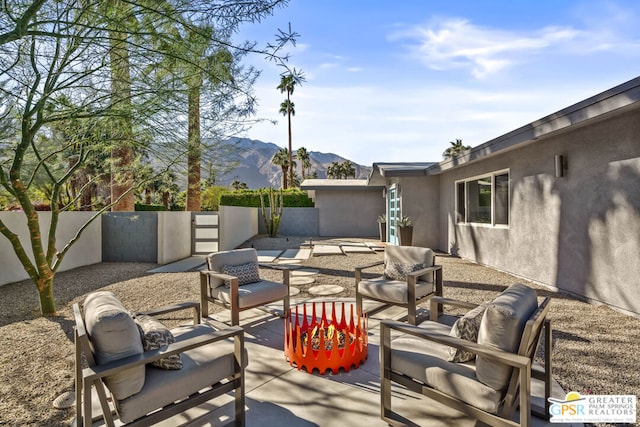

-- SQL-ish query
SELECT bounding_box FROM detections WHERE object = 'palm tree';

[342,160,355,179]
[296,146,311,179]
[277,72,304,188]
[108,0,136,211]
[443,138,471,159]
[327,161,340,179]
[272,148,293,189]
[181,28,233,212]
[231,179,247,190]
[327,161,355,179]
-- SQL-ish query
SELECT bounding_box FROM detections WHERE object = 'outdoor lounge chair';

[355,245,443,325]
[200,248,292,326]
[380,283,552,427]
[73,291,246,426]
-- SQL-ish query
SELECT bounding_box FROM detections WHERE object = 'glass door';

[387,185,400,245]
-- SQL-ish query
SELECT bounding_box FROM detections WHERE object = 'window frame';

[455,169,510,227]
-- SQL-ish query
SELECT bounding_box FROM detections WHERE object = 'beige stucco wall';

[315,188,384,237]
[219,206,258,250]
[438,107,640,316]
[157,212,191,264]
[0,211,101,286]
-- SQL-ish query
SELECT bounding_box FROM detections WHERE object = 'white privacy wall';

[0,212,102,286]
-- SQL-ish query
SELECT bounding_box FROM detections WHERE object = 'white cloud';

[390,17,632,79]
[318,62,339,70]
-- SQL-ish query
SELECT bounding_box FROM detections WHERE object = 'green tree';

[0,0,296,316]
[342,160,355,179]
[271,147,295,189]
[327,161,340,179]
[326,160,354,179]
[231,179,248,190]
[443,138,471,159]
[296,146,311,179]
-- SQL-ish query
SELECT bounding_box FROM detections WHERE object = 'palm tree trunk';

[186,81,201,211]
[108,0,135,212]
[281,166,288,189]
[162,191,170,209]
[287,89,293,188]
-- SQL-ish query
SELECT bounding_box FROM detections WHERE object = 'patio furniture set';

[73,246,552,426]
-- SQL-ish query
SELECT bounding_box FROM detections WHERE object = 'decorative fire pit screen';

[284,301,368,375]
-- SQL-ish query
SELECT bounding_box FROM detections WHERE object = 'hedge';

[219,189,314,208]
[135,203,167,211]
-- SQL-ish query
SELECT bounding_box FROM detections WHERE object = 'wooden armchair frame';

[380,295,551,427]
[355,259,443,325]
[74,301,245,427]
[200,263,294,326]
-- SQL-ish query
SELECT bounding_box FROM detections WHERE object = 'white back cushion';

[475,284,538,390]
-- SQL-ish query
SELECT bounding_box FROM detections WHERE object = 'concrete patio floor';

[142,299,580,427]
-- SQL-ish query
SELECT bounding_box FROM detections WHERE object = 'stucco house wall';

[438,103,640,316]
[390,175,441,249]
[362,77,640,316]
[317,189,384,237]
[302,180,384,237]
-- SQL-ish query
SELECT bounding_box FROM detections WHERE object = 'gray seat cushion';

[389,322,503,414]
[116,323,247,423]
[212,279,288,308]
[83,291,145,400]
[476,283,539,390]
[358,277,433,304]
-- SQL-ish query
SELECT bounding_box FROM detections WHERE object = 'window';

[456,170,509,226]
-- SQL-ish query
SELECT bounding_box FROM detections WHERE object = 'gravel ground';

[0,236,638,426]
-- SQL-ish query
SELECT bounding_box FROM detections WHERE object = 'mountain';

[213,137,371,189]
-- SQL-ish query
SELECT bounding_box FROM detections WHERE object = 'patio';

[140,298,573,427]
[2,237,638,426]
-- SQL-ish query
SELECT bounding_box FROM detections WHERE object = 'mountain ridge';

[214,137,371,188]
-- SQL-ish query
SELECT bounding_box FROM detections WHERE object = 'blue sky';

[234,0,640,166]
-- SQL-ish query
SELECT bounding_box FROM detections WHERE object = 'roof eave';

[427,76,640,175]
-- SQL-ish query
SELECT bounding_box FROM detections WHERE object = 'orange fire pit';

[284,301,368,375]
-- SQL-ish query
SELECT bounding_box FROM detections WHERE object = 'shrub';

[201,186,229,211]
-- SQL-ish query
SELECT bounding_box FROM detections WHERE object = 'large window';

[456,170,509,226]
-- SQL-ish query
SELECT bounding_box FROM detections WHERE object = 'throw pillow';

[384,261,426,281]
[221,262,261,286]
[134,314,182,370]
[447,304,487,363]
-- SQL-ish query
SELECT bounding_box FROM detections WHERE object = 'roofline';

[300,179,384,191]
[301,184,384,190]
[366,162,437,185]
[427,75,640,174]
